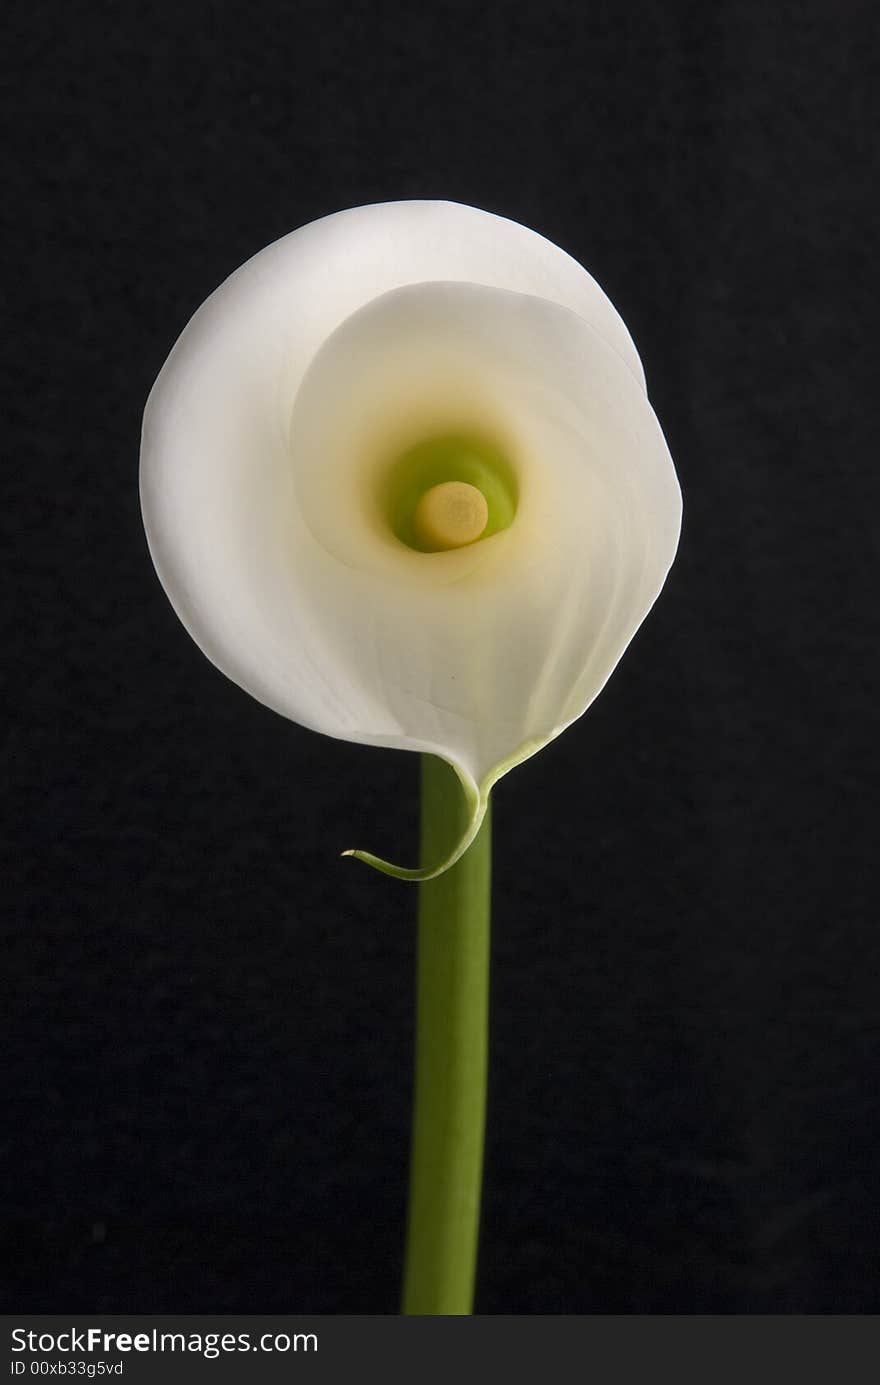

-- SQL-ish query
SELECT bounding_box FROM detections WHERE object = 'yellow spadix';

[412,481,489,552]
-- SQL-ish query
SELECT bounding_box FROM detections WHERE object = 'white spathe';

[140,201,682,879]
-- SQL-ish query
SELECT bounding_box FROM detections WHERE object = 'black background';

[3,0,877,1313]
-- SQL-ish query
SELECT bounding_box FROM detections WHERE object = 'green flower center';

[382,435,518,554]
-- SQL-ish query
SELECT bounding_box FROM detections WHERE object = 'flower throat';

[381,434,518,554]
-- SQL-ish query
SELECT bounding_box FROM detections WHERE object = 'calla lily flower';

[140,200,681,879]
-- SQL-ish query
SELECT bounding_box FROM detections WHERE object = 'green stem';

[402,755,491,1315]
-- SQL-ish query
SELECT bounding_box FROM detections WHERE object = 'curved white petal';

[141,202,681,876]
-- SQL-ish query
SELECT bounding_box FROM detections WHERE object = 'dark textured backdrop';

[2,0,877,1313]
